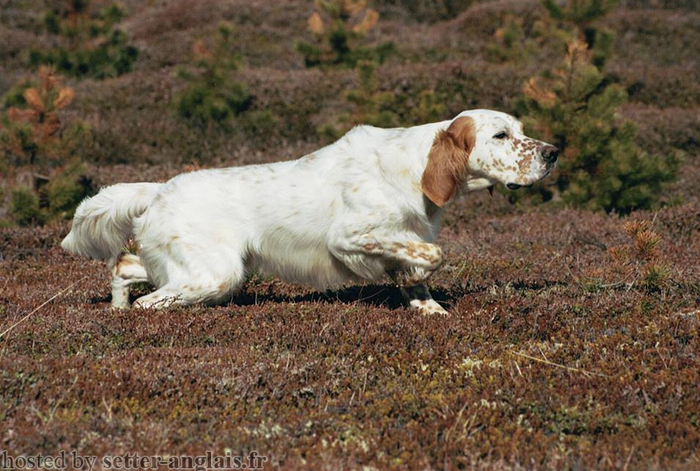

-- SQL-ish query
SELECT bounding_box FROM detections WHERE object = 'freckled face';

[466,111,557,188]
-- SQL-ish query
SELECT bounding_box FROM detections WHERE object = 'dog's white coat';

[62,110,554,312]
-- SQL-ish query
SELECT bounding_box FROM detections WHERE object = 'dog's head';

[421,110,558,206]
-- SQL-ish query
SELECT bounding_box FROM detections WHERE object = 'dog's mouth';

[506,182,537,191]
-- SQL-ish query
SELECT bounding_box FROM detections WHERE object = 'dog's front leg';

[332,234,448,315]
[385,246,449,315]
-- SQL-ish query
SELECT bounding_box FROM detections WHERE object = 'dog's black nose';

[540,145,559,164]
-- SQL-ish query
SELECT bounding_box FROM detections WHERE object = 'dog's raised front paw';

[409,299,449,316]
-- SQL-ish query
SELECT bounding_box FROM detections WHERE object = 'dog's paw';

[110,295,131,310]
[409,299,449,316]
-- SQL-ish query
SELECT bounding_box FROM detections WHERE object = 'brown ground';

[2,203,699,469]
[1,0,699,469]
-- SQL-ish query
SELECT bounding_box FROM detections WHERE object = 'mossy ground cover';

[1,205,699,469]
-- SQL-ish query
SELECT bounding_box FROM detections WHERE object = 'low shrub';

[411,89,447,125]
[516,40,679,214]
[0,67,93,226]
[297,0,394,68]
[504,0,679,214]
[376,0,474,22]
[238,110,277,140]
[44,160,93,221]
[9,186,44,226]
[487,0,616,66]
[585,220,673,292]
[541,0,617,67]
[318,60,398,140]
[27,0,138,79]
[175,23,254,128]
[319,60,450,140]
[486,14,541,63]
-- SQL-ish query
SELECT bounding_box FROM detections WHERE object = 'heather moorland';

[1,0,699,469]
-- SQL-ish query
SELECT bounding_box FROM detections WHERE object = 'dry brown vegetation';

[1,0,699,469]
[2,205,699,469]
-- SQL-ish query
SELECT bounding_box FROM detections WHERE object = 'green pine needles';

[176,24,253,127]
[0,67,93,226]
[28,0,138,79]
[513,0,679,214]
[297,0,394,68]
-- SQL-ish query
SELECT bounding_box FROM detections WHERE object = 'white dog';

[62,110,557,315]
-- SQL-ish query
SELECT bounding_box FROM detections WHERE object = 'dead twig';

[622,446,635,471]
[0,276,10,295]
[0,276,88,340]
[508,350,608,377]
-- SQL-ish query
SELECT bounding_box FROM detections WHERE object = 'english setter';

[62,110,557,315]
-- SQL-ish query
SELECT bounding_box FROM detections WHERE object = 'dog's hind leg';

[130,285,187,309]
[131,255,247,310]
[110,253,149,309]
[132,280,240,309]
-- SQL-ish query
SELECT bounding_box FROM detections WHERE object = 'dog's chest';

[251,227,353,289]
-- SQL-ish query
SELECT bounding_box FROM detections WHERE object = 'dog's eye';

[493,132,508,140]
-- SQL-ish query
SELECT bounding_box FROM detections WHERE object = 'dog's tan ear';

[421,116,476,207]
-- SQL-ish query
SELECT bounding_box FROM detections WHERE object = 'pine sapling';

[0,67,92,225]
[297,0,393,68]
[176,23,253,127]
[319,60,398,140]
[516,37,678,214]
[29,0,138,79]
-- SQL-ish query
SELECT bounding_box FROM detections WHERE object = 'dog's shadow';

[228,284,453,310]
[91,284,455,311]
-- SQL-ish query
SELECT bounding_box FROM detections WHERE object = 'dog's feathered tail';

[61,183,162,260]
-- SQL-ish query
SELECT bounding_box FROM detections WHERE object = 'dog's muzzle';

[539,145,559,164]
